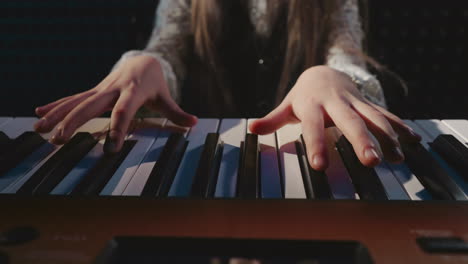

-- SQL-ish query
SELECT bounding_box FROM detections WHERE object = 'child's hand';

[250,65,421,171]
[34,55,197,153]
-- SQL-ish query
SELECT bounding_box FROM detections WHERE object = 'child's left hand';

[249,65,421,171]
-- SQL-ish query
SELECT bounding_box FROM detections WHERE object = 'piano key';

[298,135,332,199]
[214,119,247,198]
[247,119,282,199]
[401,141,467,200]
[70,140,137,195]
[0,117,13,128]
[373,162,410,200]
[386,163,432,200]
[237,133,259,199]
[190,133,223,198]
[29,132,97,195]
[0,132,46,177]
[0,132,12,157]
[399,120,441,200]
[123,119,189,196]
[442,119,468,143]
[324,128,358,200]
[1,145,61,194]
[295,137,316,199]
[122,130,170,196]
[50,118,111,195]
[100,122,164,196]
[169,119,219,197]
[336,136,388,201]
[276,123,306,199]
[0,143,55,192]
[0,117,41,139]
[415,119,465,144]
[141,133,187,197]
[431,135,468,182]
[411,120,468,196]
[0,118,109,193]
[16,133,97,195]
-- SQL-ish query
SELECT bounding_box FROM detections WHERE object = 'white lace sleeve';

[113,0,191,103]
[326,0,387,108]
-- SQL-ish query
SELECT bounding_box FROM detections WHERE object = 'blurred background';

[1,0,467,119]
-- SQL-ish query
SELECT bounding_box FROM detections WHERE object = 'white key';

[0,118,57,192]
[101,118,167,196]
[50,118,110,195]
[1,117,38,138]
[215,119,246,198]
[404,120,432,148]
[2,146,61,193]
[0,117,13,129]
[415,119,465,144]
[0,143,55,192]
[393,120,433,200]
[1,118,110,193]
[0,117,55,139]
[122,119,189,196]
[374,162,410,200]
[441,119,468,143]
[324,128,358,200]
[276,123,306,199]
[412,119,468,196]
[247,119,282,198]
[168,119,219,197]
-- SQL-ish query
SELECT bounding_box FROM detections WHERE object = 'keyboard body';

[0,117,467,264]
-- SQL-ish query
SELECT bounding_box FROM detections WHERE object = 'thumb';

[249,101,294,135]
[154,94,198,127]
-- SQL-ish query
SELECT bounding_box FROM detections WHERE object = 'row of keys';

[0,117,467,200]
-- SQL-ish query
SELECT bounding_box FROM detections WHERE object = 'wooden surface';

[0,197,467,264]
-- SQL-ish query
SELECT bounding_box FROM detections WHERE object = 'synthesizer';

[0,117,467,264]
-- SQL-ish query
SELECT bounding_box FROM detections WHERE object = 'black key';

[0,131,11,157]
[190,133,223,198]
[336,136,388,201]
[297,135,332,200]
[0,132,46,176]
[430,134,468,182]
[71,140,137,196]
[237,134,259,199]
[141,133,187,197]
[402,142,467,201]
[16,132,97,195]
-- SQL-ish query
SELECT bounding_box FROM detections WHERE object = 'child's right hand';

[34,55,197,153]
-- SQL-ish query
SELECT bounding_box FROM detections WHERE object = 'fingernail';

[364,147,381,161]
[312,154,325,170]
[104,130,118,154]
[34,118,46,130]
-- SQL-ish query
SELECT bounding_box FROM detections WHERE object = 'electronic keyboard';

[0,117,467,264]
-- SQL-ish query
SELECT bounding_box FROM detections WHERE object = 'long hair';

[190,0,374,107]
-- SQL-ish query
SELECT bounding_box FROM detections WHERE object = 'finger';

[34,92,95,133]
[35,95,73,117]
[299,105,328,171]
[326,101,382,167]
[368,102,421,143]
[249,101,295,135]
[104,91,145,153]
[51,92,117,144]
[35,89,95,117]
[352,101,404,163]
[154,95,198,127]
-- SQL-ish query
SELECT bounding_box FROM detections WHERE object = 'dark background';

[1,0,467,119]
